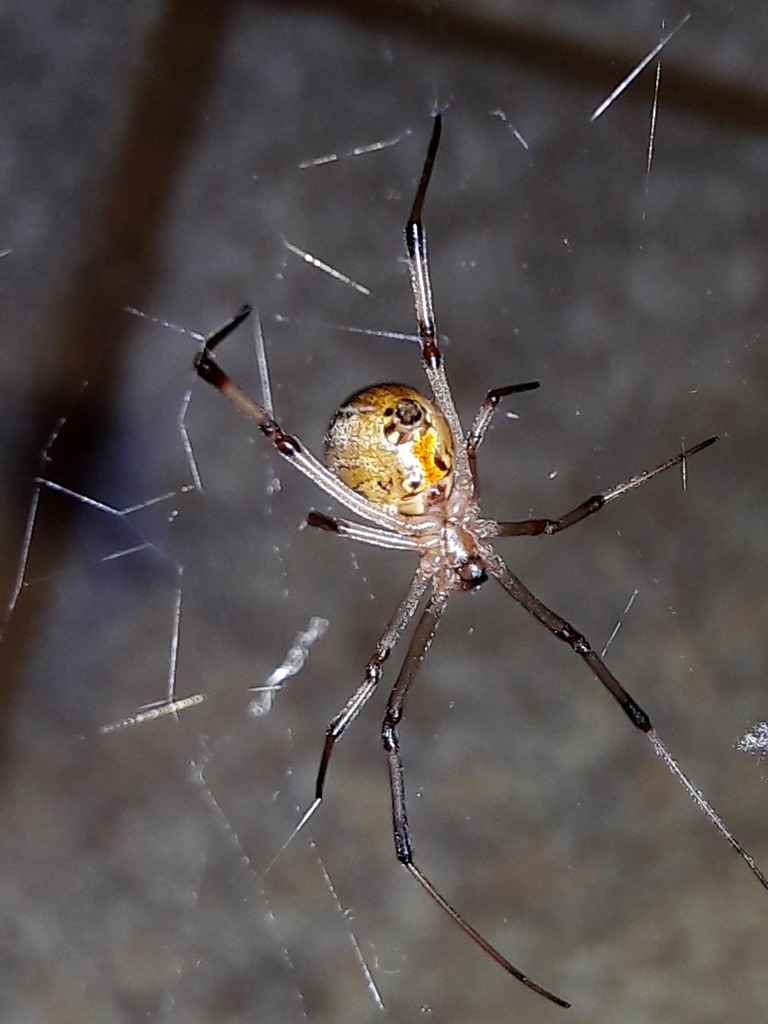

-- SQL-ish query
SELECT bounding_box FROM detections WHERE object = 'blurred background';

[1,1,768,1021]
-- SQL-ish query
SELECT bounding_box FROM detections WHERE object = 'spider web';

[3,5,768,1024]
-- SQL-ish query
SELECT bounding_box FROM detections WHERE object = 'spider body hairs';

[195,114,767,1009]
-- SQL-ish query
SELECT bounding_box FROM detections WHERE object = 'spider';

[194,113,768,1008]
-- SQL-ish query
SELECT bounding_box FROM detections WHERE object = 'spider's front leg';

[193,307,410,532]
[492,435,718,537]
[194,304,308,460]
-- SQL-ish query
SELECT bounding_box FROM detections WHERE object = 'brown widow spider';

[195,113,768,1008]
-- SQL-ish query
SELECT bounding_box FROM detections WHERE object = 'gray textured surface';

[2,2,768,1022]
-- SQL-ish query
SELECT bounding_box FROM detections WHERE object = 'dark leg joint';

[275,432,301,457]
[204,304,252,352]
[394,836,413,863]
[624,699,652,732]
[381,719,399,752]
[561,495,604,529]
[307,510,339,532]
[370,650,389,675]
[383,706,402,730]
[195,351,226,386]
[422,338,441,370]
[556,623,591,655]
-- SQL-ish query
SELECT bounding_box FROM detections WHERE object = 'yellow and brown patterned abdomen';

[325,383,454,515]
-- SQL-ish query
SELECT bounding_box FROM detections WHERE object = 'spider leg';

[306,510,422,552]
[310,567,430,808]
[493,435,718,537]
[266,568,431,869]
[467,382,540,484]
[468,382,540,453]
[194,308,413,533]
[382,593,570,1008]
[488,551,768,893]
[406,114,470,479]
[201,303,253,351]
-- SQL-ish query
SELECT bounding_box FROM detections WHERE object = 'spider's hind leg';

[488,551,768,895]
[382,593,570,1008]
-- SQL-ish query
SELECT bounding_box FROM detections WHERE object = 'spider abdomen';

[325,383,454,515]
